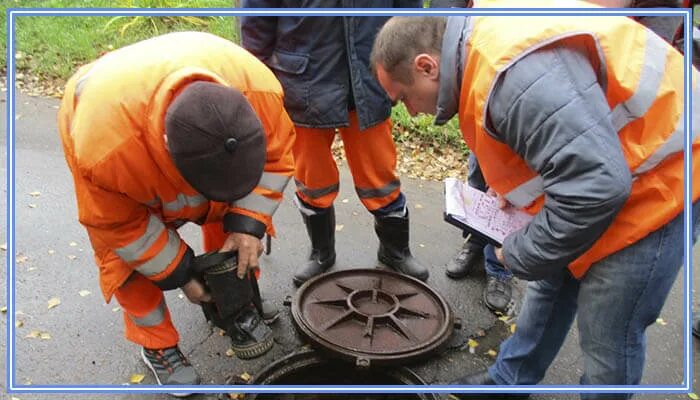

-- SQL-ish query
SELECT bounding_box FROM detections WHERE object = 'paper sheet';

[444,177,533,245]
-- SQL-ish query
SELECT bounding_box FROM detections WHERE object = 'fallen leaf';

[467,338,479,348]
[498,315,510,322]
[656,318,667,326]
[15,320,23,328]
[351,211,359,216]
[27,203,37,209]
[47,297,61,309]
[78,290,91,297]
[67,255,77,260]
[29,191,41,197]
[510,324,517,334]
[419,243,425,248]
[335,224,344,232]
[1,306,6,313]
[16,255,28,264]
[112,307,121,312]
[688,393,699,400]
[225,348,235,357]
[0,243,6,251]
[341,198,349,203]
[129,374,145,384]
[26,330,41,338]
[69,241,77,247]
[486,349,498,357]
[240,372,251,382]
[219,329,226,336]
[39,332,51,340]
[48,249,55,255]
[414,203,424,209]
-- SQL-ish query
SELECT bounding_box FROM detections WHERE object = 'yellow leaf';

[467,339,479,348]
[1,306,6,313]
[67,255,77,260]
[47,297,61,309]
[225,348,235,357]
[414,203,424,209]
[16,255,28,264]
[510,324,517,334]
[39,332,51,340]
[419,243,425,248]
[15,320,23,328]
[112,307,121,312]
[78,290,91,297]
[47,249,55,255]
[26,330,41,338]
[335,224,344,232]
[29,191,41,197]
[130,374,145,384]
[240,372,251,382]
[486,349,498,357]
[498,315,510,322]
[0,243,6,251]
[688,393,699,400]
[656,318,667,326]
[28,204,37,209]
[69,242,77,247]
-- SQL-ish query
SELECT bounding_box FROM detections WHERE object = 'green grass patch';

[392,103,468,153]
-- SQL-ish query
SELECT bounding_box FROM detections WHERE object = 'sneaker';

[483,276,513,314]
[445,241,484,279]
[141,346,200,397]
[261,298,279,325]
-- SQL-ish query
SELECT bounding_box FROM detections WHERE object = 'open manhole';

[291,268,455,368]
[244,349,441,400]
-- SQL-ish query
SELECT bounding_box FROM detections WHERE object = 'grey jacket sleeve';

[486,42,633,280]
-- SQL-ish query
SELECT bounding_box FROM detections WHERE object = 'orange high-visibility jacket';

[460,0,699,277]
[58,32,295,301]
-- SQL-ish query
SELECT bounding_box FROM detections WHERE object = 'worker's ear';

[414,53,440,80]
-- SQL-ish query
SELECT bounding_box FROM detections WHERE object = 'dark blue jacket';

[240,0,422,131]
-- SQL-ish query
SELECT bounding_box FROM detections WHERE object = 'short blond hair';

[371,16,447,84]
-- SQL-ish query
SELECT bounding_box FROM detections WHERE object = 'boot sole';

[231,331,274,359]
[140,348,195,398]
[377,255,429,281]
[445,269,470,280]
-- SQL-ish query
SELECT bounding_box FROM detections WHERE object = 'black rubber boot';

[374,210,429,281]
[293,206,337,286]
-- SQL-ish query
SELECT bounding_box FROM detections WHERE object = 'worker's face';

[376,54,441,117]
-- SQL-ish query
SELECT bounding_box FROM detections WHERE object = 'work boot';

[484,276,513,314]
[445,240,485,279]
[374,210,429,281]
[450,370,530,399]
[141,345,200,397]
[261,298,279,325]
[293,206,336,286]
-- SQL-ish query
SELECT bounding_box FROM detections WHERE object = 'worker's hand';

[221,232,264,279]
[494,247,508,268]
[181,279,212,305]
[486,188,509,209]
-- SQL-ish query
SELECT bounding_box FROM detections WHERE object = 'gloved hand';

[181,279,212,305]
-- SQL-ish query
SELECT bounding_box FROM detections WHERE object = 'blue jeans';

[488,200,700,399]
[467,153,513,281]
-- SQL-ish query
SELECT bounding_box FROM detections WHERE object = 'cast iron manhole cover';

[291,269,454,367]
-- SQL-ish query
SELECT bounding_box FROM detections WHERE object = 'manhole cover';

[291,269,454,367]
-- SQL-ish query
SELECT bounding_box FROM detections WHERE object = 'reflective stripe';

[232,192,281,216]
[258,173,291,193]
[634,81,700,175]
[145,197,160,208]
[115,215,164,263]
[504,176,544,208]
[163,193,207,213]
[74,68,95,99]
[135,229,181,277]
[295,179,339,199]
[129,298,166,327]
[610,32,668,132]
[356,180,401,199]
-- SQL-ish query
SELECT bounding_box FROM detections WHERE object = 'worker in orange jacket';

[58,31,294,392]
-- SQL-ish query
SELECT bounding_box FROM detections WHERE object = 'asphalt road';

[0,92,697,399]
